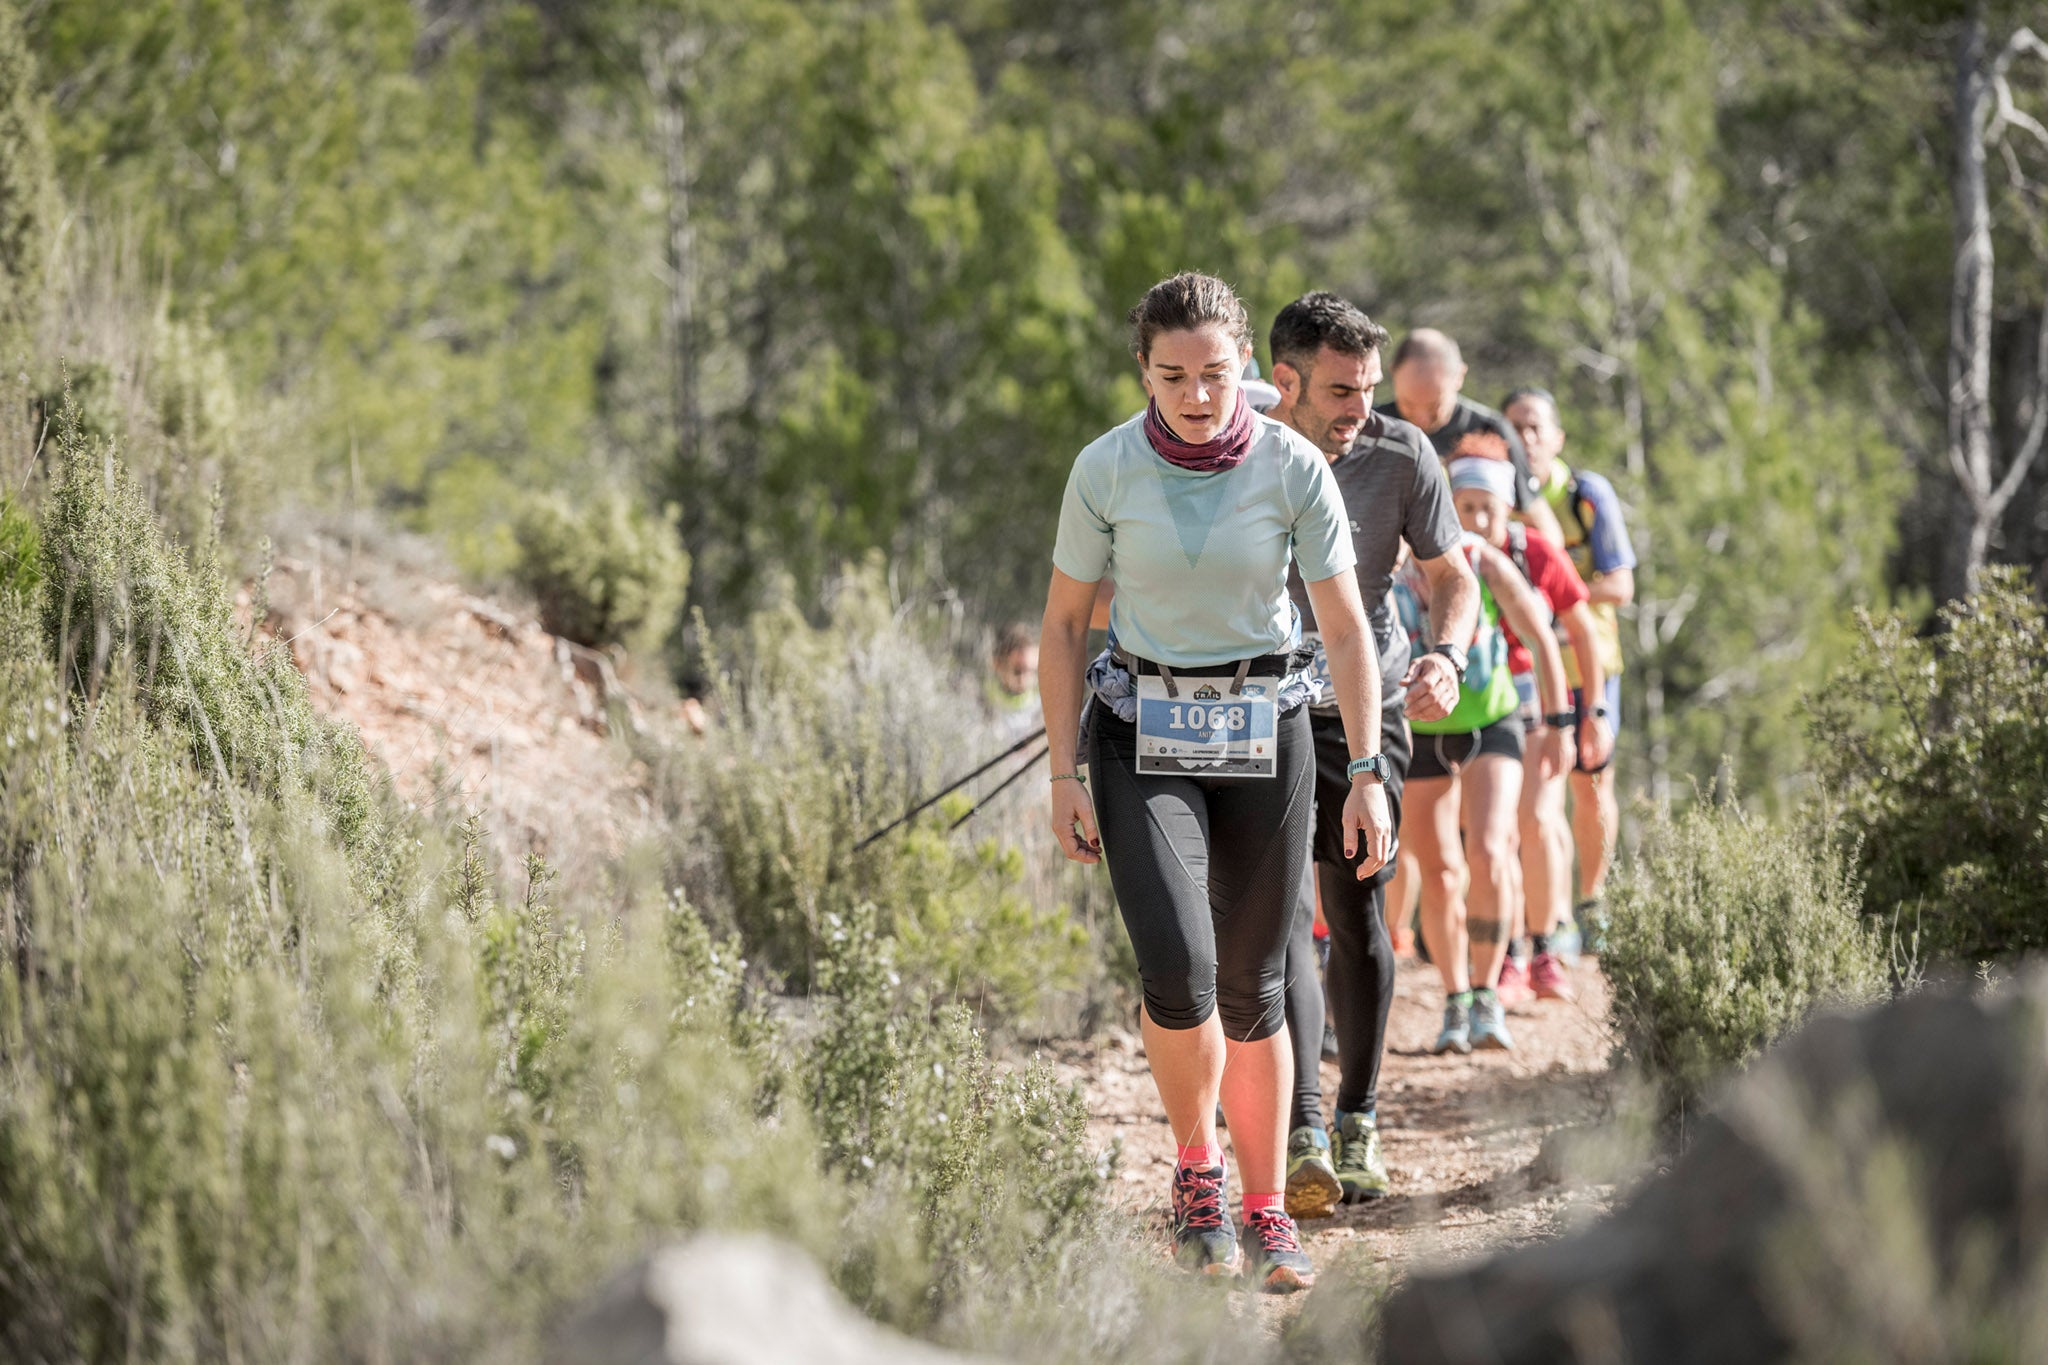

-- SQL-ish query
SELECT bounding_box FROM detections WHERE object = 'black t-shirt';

[1288,411,1464,709]
[1373,394,1538,510]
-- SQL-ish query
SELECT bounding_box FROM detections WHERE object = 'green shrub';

[510,488,690,658]
[683,563,1097,1020]
[1809,567,2048,963]
[36,404,378,857]
[1603,797,1889,1117]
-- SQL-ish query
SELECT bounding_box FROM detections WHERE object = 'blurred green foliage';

[0,0,46,346]
[31,0,2024,801]
[1812,567,2048,963]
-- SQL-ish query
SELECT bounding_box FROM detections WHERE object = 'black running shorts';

[1406,715,1523,783]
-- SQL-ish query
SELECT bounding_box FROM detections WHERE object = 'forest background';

[25,0,2048,806]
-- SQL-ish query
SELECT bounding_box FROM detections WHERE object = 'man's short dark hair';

[1501,386,1559,419]
[1268,292,1391,380]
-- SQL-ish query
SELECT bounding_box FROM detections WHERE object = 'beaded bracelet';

[1049,772,1088,785]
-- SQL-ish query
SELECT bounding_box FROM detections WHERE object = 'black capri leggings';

[1088,702,1316,1042]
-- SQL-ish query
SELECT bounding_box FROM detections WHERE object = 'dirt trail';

[1047,952,1618,1312]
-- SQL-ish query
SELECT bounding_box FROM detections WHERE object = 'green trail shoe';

[1169,1162,1241,1277]
[1334,1110,1390,1203]
[1433,996,1472,1055]
[1240,1207,1316,1293]
[1469,988,1516,1051]
[1575,897,1608,955]
[1284,1126,1341,1221]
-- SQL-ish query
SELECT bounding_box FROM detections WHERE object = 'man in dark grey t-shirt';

[1267,293,1481,1216]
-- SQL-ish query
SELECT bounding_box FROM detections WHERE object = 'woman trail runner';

[1039,272,1392,1292]
[1389,455,1572,1055]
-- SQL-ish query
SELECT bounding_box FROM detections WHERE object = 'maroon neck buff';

[1144,392,1254,473]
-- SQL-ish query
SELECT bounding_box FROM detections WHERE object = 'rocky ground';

[254,532,688,885]
[1047,951,1621,1326]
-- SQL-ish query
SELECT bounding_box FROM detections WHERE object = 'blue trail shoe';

[1469,988,1516,1051]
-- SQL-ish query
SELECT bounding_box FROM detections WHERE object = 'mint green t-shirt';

[1052,412,1357,668]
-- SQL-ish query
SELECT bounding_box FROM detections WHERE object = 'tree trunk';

[1945,5,1996,603]
[647,30,703,548]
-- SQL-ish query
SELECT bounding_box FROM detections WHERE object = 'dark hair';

[1501,386,1559,420]
[1128,272,1251,360]
[1390,328,1464,371]
[993,621,1035,660]
[1268,291,1391,379]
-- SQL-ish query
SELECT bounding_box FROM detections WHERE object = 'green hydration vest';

[1394,539,1519,735]
[1540,459,1625,682]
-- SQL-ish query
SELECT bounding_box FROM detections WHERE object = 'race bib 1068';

[1134,674,1280,778]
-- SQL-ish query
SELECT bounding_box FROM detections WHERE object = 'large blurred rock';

[1378,975,2048,1364]
[555,1234,983,1365]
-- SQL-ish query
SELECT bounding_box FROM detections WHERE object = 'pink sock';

[1175,1142,1223,1170]
[1243,1191,1285,1220]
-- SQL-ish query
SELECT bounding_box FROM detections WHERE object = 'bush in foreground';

[1602,796,1890,1120]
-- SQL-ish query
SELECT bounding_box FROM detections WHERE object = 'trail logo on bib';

[1134,673,1280,778]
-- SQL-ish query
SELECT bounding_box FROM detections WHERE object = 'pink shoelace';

[1244,1207,1303,1254]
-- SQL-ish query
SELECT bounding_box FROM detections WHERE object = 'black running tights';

[1088,703,1315,1042]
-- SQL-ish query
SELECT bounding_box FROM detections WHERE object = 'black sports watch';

[1346,753,1391,785]
[1543,711,1576,730]
[1426,641,1468,674]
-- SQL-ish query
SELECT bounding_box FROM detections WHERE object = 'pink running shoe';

[1529,950,1575,1000]
[1495,957,1533,1006]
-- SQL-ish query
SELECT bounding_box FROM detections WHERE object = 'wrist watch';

[1346,753,1391,785]
[1427,641,1468,674]
[1544,711,1576,730]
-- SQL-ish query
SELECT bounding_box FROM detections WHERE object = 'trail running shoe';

[1169,1162,1241,1276]
[1550,918,1584,966]
[1469,989,1516,1051]
[1433,997,1472,1055]
[1284,1126,1342,1221]
[1576,898,1608,955]
[1240,1207,1316,1293]
[1321,1022,1340,1062]
[1496,955,1534,1006]
[1529,950,1574,1000]
[1334,1110,1390,1204]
